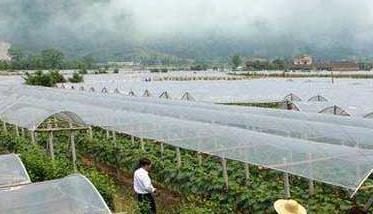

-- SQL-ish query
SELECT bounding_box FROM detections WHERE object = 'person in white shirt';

[134,158,157,214]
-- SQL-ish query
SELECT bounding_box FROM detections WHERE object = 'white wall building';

[0,41,11,61]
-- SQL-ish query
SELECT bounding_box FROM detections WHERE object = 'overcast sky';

[1,0,373,58]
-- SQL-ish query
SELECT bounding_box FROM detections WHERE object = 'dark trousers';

[137,193,156,214]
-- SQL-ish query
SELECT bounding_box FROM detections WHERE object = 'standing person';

[134,158,157,214]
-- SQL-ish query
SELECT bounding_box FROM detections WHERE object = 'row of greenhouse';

[1,84,373,199]
[61,79,373,118]
[62,77,373,105]
[62,81,373,119]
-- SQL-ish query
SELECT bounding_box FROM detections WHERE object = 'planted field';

[1,121,372,213]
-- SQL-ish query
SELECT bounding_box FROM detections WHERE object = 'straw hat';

[274,199,307,214]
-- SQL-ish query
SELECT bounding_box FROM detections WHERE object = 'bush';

[190,64,208,71]
[0,60,10,70]
[68,72,84,83]
[113,68,119,74]
[50,70,66,83]
[150,68,160,73]
[23,70,66,87]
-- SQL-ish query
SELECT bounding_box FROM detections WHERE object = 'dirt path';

[81,156,183,213]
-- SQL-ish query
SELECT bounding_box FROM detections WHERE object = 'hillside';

[1,0,373,62]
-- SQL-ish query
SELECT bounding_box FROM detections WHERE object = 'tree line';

[0,47,96,71]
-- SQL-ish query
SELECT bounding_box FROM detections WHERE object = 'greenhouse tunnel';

[181,92,195,101]
[283,93,302,102]
[285,102,351,116]
[1,85,373,196]
[364,112,373,119]
[308,95,329,102]
[142,89,152,97]
[0,154,31,188]
[0,103,87,131]
[319,105,350,116]
[0,174,112,214]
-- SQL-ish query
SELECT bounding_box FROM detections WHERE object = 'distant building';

[293,54,313,65]
[0,41,11,61]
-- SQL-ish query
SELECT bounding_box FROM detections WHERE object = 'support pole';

[160,142,164,158]
[113,134,121,178]
[21,128,25,137]
[48,124,55,160]
[221,158,229,189]
[2,121,7,134]
[106,130,110,139]
[70,129,77,172]
[31,131,36,144]
[69,122,77,172]
[197,152,202,166]
[176,147,181,168]
[283,158,290,198]
[15,125,19,137]
[131,135,135,144]
[53,117,58,128]
[245,163,250,181]
[112,131,116,144]
[140,138,145,151]
[308,153,315,195]
[88,126,93,140]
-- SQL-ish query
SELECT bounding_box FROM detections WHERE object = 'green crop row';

[0,131,118,209]
[1,124,373,213]
[76,129,373,213]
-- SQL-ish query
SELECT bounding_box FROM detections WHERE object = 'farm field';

[1,81,373,213]
[1,123,372,213]
[4,1,373,213]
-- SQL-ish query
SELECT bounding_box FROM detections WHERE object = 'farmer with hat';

[274,199,307,214]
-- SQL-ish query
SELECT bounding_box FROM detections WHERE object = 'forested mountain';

[1,0,373,62]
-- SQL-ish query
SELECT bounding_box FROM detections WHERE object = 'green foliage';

[50,70,66,83]
[150,68,160,73]
[0,60,10,70]
[68,72,84,83]
[113,68,119,74]
[6,46,97,70]
[190,64,208,71]
[23,70,66,87]
[0,133,72,181]
[81,167,118,208]
[246,59,289,71]
[149,68,168,73]
[272,59,288,70]
[76,130,373,213]
[1,126,372,213]
[231,54,242,69]
[40,49,65,69]
[0,130,118,209]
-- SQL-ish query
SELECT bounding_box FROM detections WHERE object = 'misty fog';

[1,0,373,60]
